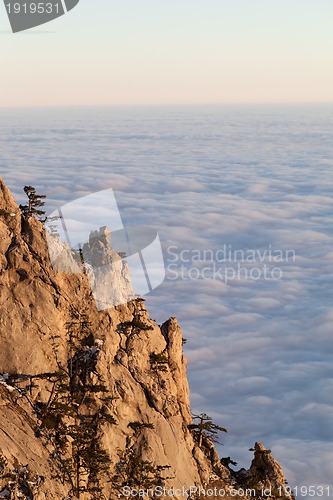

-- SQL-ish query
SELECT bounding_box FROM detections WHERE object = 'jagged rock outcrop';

[247,442,289,498]
[82,226,135,310]
[0,177,291,500]
[46,224,135,309]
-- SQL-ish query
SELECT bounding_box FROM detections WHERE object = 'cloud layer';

[1,104,333,498]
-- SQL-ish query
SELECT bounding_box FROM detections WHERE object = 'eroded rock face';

[0,177,291,500]
[81,225,135,309]
[231,442,292,500]
[249,442,289,498]
[47,221,135,310]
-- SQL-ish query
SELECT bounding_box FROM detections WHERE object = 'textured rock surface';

[249,442,288,497]
[46,224,135,309]
[0,177,291,500]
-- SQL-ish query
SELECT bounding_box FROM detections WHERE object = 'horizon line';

[1,101,333,110]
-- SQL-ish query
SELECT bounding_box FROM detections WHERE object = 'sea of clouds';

[1,104,333,497]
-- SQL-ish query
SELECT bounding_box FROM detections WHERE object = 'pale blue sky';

[1,0,333,105]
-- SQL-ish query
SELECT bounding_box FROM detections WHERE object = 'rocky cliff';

[0,177,292,500]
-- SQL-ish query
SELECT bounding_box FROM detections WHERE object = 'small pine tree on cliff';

[19,185,46,220]
[188,413,227,447]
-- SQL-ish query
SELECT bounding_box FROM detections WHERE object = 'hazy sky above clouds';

[1,0,333,106]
